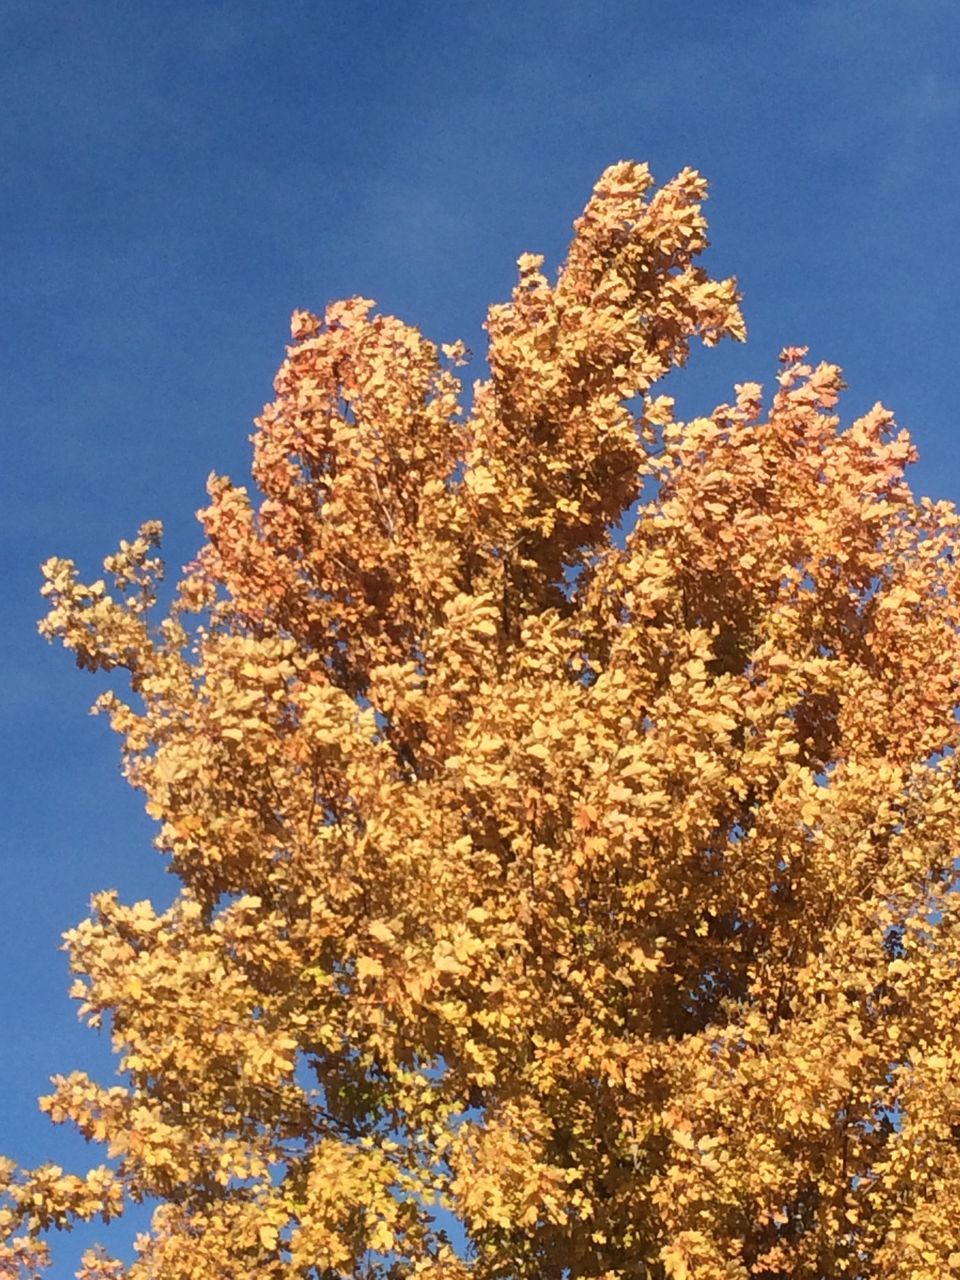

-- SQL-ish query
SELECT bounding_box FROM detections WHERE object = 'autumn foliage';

[5,162,960,1279]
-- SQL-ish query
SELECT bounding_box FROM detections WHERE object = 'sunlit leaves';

[7,163,960,1279]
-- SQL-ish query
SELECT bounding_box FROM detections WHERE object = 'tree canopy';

[4,162,960,1280]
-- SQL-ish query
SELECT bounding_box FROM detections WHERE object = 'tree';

[3,161,960,1280]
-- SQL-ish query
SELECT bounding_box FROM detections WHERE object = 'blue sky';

[2,0,958,1271]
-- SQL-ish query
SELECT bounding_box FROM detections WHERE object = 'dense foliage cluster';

[4,163,960,1279]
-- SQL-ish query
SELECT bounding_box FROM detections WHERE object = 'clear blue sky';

[2,1,958,1272]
